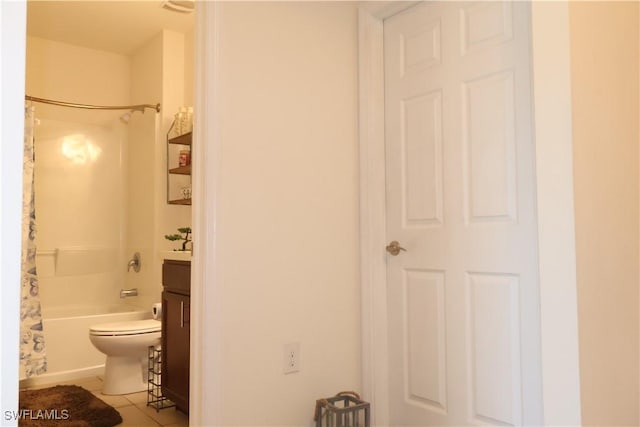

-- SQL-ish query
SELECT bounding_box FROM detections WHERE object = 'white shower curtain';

[20,105,47,378]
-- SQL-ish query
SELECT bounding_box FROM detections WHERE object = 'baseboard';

[19,365,104,388]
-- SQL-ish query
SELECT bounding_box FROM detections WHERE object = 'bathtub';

[20,304,151,387]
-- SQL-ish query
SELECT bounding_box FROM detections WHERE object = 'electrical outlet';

[283,342,300,374]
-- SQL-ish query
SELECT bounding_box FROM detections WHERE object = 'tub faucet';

[127,252,141,273]
[120,288,138,298]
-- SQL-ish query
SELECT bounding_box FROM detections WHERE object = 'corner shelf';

[168,132,192,146]
[169,165,192,175]
[168,198,192,205]
[167,125,192,206]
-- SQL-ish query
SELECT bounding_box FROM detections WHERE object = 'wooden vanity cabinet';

[161,259,191,413]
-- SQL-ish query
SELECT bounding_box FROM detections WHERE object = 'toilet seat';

[90,319,161,336]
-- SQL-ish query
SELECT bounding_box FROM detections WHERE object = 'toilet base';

[101,355,147,395]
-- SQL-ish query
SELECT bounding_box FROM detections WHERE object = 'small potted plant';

[164,227,192,251]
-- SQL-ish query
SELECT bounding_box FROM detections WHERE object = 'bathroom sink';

[159,251,191,261]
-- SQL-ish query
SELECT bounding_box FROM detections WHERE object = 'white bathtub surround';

[20,304,149,388]
[54,247,119,277]
[32,115,129,310]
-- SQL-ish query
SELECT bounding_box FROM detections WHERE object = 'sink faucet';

[120,288,138,298]
[127,252,141,272]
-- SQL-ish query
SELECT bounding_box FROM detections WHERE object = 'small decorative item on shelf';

[314,391,370,427]
[181,187,192,200]
[164,227,192,251]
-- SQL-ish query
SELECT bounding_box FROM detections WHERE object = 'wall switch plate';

[283,342,300,374]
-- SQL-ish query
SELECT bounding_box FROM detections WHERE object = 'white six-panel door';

[384,2,542,425]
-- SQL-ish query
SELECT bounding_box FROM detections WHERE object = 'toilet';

[89,319,161,395]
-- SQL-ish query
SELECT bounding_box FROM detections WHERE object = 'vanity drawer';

[162,260,191,294]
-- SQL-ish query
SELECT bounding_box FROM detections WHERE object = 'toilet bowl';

[89,319,161,395]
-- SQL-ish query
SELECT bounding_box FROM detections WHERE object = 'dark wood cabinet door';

[162,260,191,293]
[162,290,190,411]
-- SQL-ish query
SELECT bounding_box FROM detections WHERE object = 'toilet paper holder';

[152,303,162,320]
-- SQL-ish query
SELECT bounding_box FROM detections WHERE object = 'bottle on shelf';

[184,107,193,134]
[179,150,190,167]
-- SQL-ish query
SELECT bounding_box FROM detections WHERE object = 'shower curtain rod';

[25,95,161,113]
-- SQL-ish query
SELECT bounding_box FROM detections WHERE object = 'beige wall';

[569,2,640,425]
[129,30,192,310]
[127,32,163,308]
[26,36,130,125]
[210,2,360,424]
[183,28,194,108]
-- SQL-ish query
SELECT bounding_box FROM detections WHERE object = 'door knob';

[386,241,406,256]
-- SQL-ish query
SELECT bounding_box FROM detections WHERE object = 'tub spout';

[120,288,138,298]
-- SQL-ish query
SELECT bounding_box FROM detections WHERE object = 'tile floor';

[21,376,189,427]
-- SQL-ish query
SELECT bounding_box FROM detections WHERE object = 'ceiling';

[27,1,195,56]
